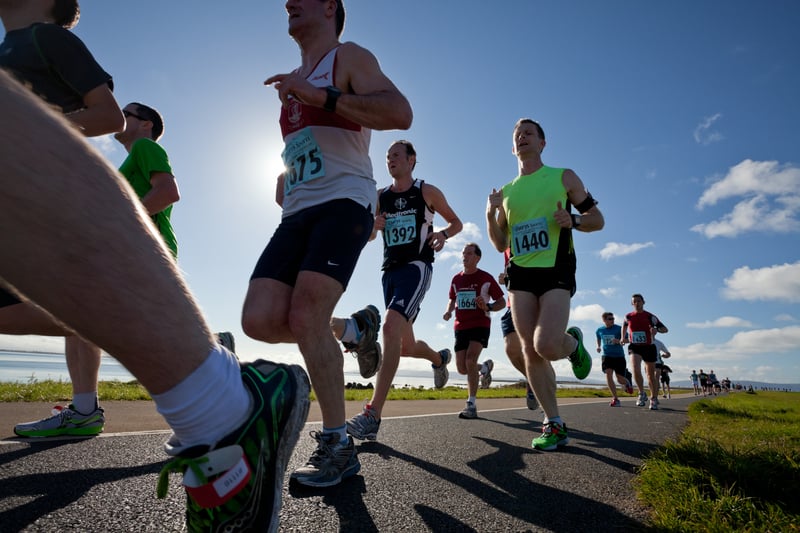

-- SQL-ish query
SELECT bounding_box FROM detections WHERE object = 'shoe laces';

[306,431,336,466]
[156,455,211,499]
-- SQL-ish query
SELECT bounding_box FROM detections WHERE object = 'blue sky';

[2,1,799,386]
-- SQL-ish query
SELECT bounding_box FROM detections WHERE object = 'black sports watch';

[571,214,582,228]
[324,85,342,112]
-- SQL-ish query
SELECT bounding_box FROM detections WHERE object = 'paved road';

[0,395,700,532]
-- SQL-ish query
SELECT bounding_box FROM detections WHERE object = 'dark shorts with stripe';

[500,308,515,337]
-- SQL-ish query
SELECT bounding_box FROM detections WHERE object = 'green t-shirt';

[501,165,574,269]
[119,138,177,257]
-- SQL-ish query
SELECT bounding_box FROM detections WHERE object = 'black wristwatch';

[571,214,582,228]
[324,85,342,112]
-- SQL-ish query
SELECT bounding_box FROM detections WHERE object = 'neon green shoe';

[14,404,104,437]
[566,326,592,380]
[531,421,569,451]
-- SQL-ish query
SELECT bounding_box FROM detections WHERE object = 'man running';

[622,293,668,410]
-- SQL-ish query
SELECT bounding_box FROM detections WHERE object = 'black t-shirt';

[0,22,112,113]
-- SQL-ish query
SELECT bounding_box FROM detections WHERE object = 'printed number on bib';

[511,217,550,257]
[631,331,647,344]
[384,215,417,247]
[602,335,616,346]
[282,128,325,195]
[457,290,477,310]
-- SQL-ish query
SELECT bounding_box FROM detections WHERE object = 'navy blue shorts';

[250,199,373,289]
[454,327,490,351]
[500,308,515,337]
[382,261,432,322]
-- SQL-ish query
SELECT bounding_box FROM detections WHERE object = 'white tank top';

[278,46,375,217]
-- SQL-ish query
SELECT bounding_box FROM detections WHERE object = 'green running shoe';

[531,421,569,451]
[157,360,310,533]
[566,326,592,380]
[14,404,104,437]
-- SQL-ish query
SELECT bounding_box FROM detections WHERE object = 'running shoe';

[291,432,360,488]
[566,327,592,380]
[346,404,381,441]
[458,401,477,419]
[609,398,621,407]
[216,331,236,353]
[480,359,494,388]
[531,421,569,451]
[624,378,634,395]
[526,385,539,411]
[636,391,647,407]
[342,305,382,379]
[157,360,310,533]
[14,404,105,437]
[432,349,451,389]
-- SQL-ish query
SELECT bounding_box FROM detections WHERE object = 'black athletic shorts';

[629,343,657,363]
[602,356,627,376]
[250,199,373,289]
[506,262,576,297]
[454,327,490,352]
[500,308,515,337]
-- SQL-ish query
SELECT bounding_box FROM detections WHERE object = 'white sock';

[468,395,476,404]
[339,318,360,344]
[153,346,252,448]
[323,424,348,444]
[72,392,98,414]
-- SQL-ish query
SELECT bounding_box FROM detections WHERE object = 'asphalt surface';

[0,395,700,532]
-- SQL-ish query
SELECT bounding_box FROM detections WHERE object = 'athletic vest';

[278,46,375,217]
[379,179,435,269]
[502,165,575,269]
[625,311,658,345]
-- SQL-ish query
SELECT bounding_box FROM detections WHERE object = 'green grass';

[636,391,800,532]
[0,376,663,403]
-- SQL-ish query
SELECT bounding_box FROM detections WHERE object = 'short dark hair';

[328,0,346,38]
[602,312,614,320]
[392,140,416,169]
[52,0,80,29]
[632,293,645,303]
[130,102,165,141]
[514,118,545,141]
[465,242,482,257]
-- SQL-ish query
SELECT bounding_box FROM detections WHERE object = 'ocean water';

[0,351,611,389]
[0,350,135,383]
[0,350,471,388]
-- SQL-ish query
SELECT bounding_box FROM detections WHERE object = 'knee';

[242,307,283,343]
[534,338,562,361]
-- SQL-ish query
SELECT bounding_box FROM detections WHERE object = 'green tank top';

[501,165,573,269]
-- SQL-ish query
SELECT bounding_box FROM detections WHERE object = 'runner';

[622,293,668,410]
[596,311,633,406]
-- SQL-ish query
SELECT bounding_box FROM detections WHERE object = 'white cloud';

[686,316,754,329]
[692,160,800,238]
[724,326,800,353]
[775,314,797,322]
[571,303,605,323]
[693,113,724,146]
[87,134,119,157]
[598,241,654,260]
[697,159,800,208]
[722,261,800,303]
[599,287,617,298]
[438,221,483,264]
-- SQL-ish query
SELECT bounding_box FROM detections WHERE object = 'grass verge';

[0,377,670,403]
[636,391,800,531]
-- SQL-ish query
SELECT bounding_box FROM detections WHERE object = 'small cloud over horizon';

[686,316,754,329]
[598,241,654,260]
